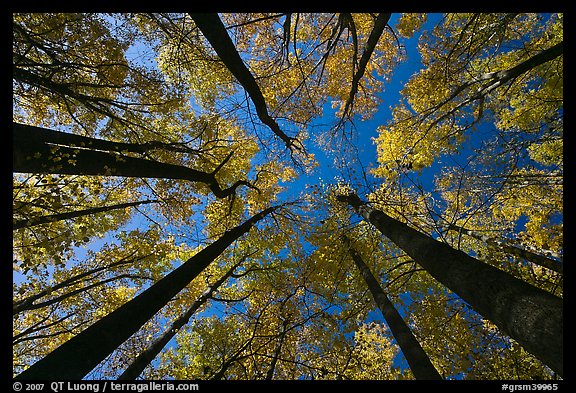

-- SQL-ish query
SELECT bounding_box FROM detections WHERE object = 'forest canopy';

[13,13,563,381]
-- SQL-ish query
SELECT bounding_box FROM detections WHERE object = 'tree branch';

[189,13,300,152]
[339,13,392,124]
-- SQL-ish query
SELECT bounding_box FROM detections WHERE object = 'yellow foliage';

[395,13,428,38]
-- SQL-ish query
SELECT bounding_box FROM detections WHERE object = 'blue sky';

[16,13,561,379]
[282,14,444,198]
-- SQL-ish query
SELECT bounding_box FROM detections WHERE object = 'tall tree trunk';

[13,123,252,198]
[15,205,280,380]
[13,122,196,155]
[337,192,563,377]
[447,223,563,274]
[341,13,391,120]
[13,199,158,230]
[189,13,296,151]
[343,236,443,380]
[118,259,243,380]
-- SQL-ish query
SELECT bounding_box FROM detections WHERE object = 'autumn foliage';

[13,13,562,380]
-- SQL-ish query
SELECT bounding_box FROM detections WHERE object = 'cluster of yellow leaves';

[395,13,428,39]
[349,322,400,379]
[14,14,128,125]
[491,173,562,253]
[493,15,562,135]
[468,340,554,380]
[12,12,563,380]
[409,293,477,377]
[223,13,402,136]
[372,13,563,182]
[367,182,433,228]
[527,139,562,167]
[247,159,296,214]
[92,285,138,320]
[371,112,465,181]
[13,174,141,271]
[13,311,75,373]
[14,13,188,142]
[156,315,244,379]
[13,224,184,376]
[155,262,306,380]
[154,21,236,110]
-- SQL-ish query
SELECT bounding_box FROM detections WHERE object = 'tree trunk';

[13,199,158,230]
[118,260,242,380]
[447,223,563,274]
[15,205,280,380]
[13,122,196,155]
[13,123,252,198]
[189,13,296,150]
[343,236,443,380]
[337,192,563,377]
[265,318,289,380]
[341,13,391,120]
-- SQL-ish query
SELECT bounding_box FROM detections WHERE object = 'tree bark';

[447,223,563,274]
[13,122,251,198]
[341,13,391,120]
[13,199,157,230]
[189,13,297,150]
[343,236,443,380]
[15,205,280,380]
[337,192,563,377]
[13,122,197,155]
[118,260,243,380]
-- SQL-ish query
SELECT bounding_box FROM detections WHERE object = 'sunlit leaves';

[372,13,563,181]
[13,12,562,380]
[13,174,139,271]
[395,13,428,39]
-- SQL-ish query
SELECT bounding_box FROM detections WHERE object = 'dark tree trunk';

[447,224,563,274]
[265,318,289,380]
[337,192,563,377]
[118,260,242,380]
[13,122,251,198]
[13,122,195,155]
[13,199,157,230]
[341,13,391,120]
[344,236,443,380]
[189,13,296,150]
[15,205,280,380]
